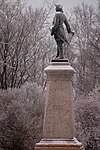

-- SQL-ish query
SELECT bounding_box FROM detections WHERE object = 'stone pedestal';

[34,61,84,150]
[35,138,84,150]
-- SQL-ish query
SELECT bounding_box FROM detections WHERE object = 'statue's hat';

[55,4,63,12]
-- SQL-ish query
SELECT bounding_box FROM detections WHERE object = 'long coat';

[51,12,71,43]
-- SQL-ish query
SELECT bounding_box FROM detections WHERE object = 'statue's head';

[55,5,63,12]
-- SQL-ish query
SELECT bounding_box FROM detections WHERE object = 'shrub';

[75,87,100,150]
[0,82,45,150]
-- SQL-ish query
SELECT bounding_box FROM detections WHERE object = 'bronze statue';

[51,5,74,59]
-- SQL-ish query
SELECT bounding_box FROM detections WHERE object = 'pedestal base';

[35,138,84,150]
[51,59,69,62]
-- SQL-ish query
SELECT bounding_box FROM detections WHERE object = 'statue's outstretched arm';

[64,15,71,34]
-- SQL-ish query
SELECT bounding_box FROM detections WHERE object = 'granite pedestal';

[34,60,84,150]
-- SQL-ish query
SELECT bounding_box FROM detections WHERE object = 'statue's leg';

[56,45,59,58]
[58,41,64,59]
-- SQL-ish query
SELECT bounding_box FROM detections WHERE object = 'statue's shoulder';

[55,12,63,19]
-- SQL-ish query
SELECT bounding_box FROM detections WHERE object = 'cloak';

[51,12,71,43]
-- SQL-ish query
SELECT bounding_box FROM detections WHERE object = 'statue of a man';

[51,5,74,59]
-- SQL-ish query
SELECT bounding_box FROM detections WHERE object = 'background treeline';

[0,0,100,150]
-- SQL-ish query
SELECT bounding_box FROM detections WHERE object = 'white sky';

[27,0,98,11]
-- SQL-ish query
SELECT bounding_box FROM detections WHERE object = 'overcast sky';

[27,0,98,11]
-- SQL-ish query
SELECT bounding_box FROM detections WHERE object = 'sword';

[49,27,74,46]
[66,32,74,48]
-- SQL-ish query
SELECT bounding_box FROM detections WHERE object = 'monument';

[34,4,84,150]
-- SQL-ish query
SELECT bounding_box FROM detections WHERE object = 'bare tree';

[71,2,100,93]
[0,0,55,89]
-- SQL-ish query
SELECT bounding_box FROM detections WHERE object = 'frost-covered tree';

[71,2,100,93]
[0,0,55,89]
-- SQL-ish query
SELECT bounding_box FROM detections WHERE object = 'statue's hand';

[70,31,74,36]
[51,27,56,36]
